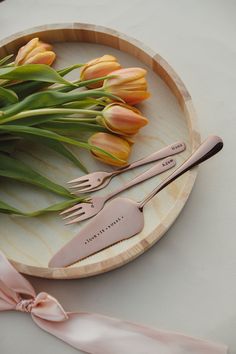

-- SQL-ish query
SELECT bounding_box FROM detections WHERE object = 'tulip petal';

[89,132,131,166]
[103,67,150,105]
[14,38,56,67]
[24,51,56,66]
[38,41,53,51]
[15,38,39,65]
[108,89,150,105]
[84,54,118,68]
[81,63,121,88]
[81,55,121,88]
[24,46,49,61]
[103,103,148,135]
[105,68,147,87]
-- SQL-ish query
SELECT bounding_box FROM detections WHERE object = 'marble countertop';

[0,0,235,353]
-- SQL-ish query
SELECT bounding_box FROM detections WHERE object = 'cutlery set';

[62,141,186,224]
[49,136,223,267]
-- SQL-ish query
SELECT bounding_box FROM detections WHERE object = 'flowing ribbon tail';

[32,312,228,354]
[0,251,228,354]
[0,253,35,298]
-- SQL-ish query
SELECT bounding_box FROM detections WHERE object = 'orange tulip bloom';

[89,132,131,166]
[99,103,148,136]
[103,67,150,105]
[15,37,56,66]
[80,55,121,88]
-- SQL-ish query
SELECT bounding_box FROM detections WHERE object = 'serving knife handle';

[106,157,176,200]
[139,135,223,209]
[111,141,186,177]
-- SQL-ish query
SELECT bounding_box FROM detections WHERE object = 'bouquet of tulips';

[0,38,150,216]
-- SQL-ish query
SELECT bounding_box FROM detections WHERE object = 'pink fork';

[68,141,186,193]
[61,157,176,224]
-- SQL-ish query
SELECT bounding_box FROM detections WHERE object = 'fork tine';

[67,177,89,184]
[70,185,95,194]
[62,207,84,220]
[69,183,91,190]
[65,213,86,225]
[74,178,111,193]
[60,204,83,215]
[77,187,97,193]
[69,179,91,187]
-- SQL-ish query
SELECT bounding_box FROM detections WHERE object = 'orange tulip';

[80,55,121,88]
[103,67,150,105]
[99,103,148,136]
[15,37,56,66]
[88,132,131,166]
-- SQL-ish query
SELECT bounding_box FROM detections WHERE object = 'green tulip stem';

[0,108,103,124]
[55,117,98,123]
[55,74,116,93]
[0,79,10,86]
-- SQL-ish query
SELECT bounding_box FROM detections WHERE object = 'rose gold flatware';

[49,135,223,268]
[61,157,176,224]
[68,141,186,193]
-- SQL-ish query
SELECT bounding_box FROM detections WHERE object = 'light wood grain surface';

[0,24,200,278]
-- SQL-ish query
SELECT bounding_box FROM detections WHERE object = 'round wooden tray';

[0,23,200,279]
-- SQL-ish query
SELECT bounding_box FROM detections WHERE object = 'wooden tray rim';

[0,23,201,279]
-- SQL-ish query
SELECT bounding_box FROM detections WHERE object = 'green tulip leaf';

[56,74,115,93]
[6,63,84,99]
[28,197,85,216]
[21,134,88,172]
[62,98,105,109]
[0,199,25,215]
[0,64,74,86]
[40,121,106,134]
[5,114,65,126]
[0,197,84,216]
[6,81,51,100]
[0,152,72,198]
[0,86,19,107]
[0,54,14,67]
[58,63,84,77]
[0,125,122,163]
[1,89,123,118]
[0,139,18,153]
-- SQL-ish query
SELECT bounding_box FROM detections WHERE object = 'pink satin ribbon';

[0,252,227,354]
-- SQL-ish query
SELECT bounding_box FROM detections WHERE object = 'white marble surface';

[0,0,235,353]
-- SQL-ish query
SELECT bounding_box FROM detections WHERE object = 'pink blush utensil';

[61,157,176,224]
[68,141,186,193]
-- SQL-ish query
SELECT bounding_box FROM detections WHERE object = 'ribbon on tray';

[0,251,227,354]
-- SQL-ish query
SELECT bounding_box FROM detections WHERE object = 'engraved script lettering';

[84,216,125,245]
